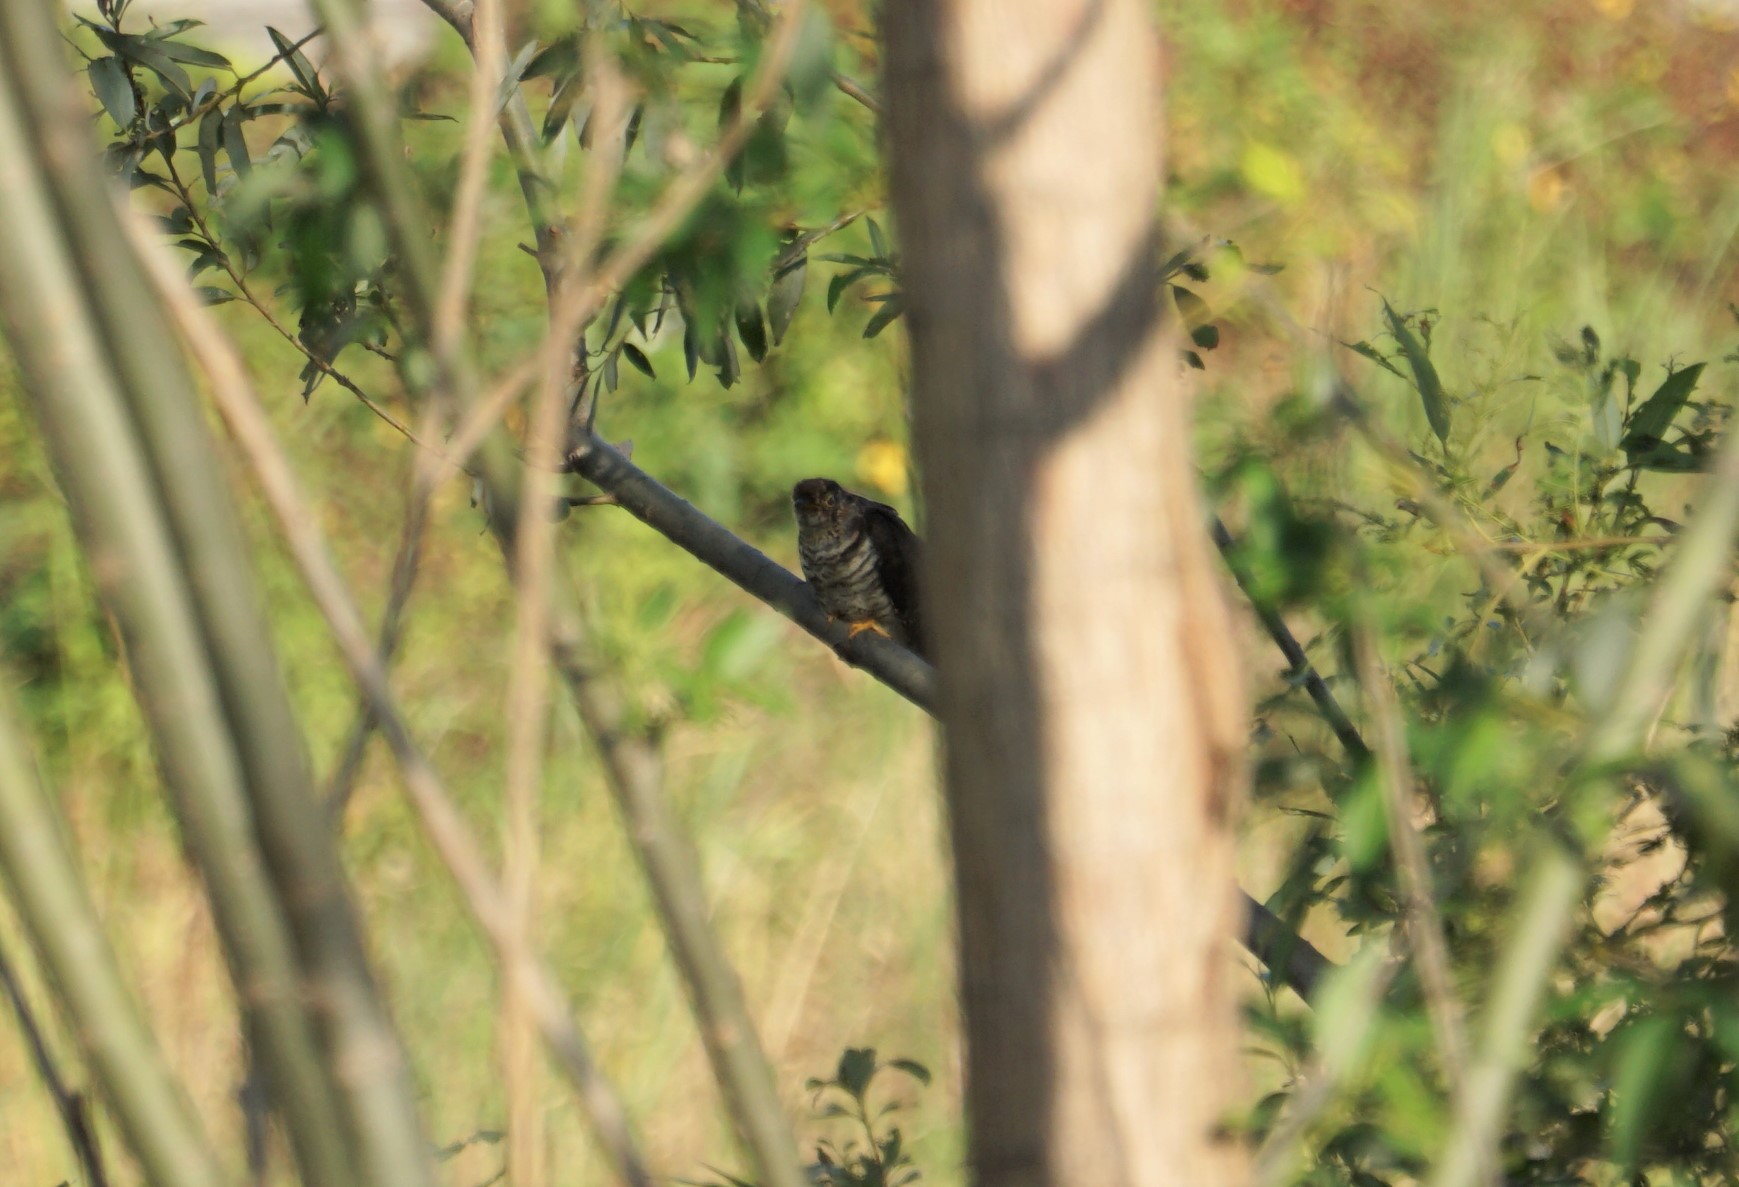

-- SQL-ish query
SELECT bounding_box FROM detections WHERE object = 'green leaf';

[1343,338,1405,379]
[1620,362,1704,451]
[197,103,222,193]
[495,40,539,116]
[735,300,768,362]
[193,286,235,305]
[542,72,585,142]
[620,342,655,379]
[787,4,836,107]
[827,265,873,313]
[266,27,324,108]
[94,28,192,100]
[768,253,805,344]
[151,38,230,70]
[1382,298,1450,444]
[1608,1015,1676,1169]
[1191,323,1220,351]
[867,217,888,259]
[887,1058,930,1085]
[682,323,700,381]
[862,294,904,339]
[222,104,251,177]
[88,57,136,127]
[836,1048,877,1100]
[522,35,581,80]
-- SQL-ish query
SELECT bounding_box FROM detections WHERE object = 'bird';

[791,477,926,658]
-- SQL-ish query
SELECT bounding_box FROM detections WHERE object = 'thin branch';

[1211,515,1369,758]
[566,430,937,705]
[494,17,631,1185]
[1354,628,1478,1176]
[433,0,505,354]
[311,1,817,1180]
[128,207,655,1187]
[325,452,434,823]
[163,25,327,134]
[831,71,879,113]
[0,22,363,1183]
[0,934,111,1187]
[159,152,429,450]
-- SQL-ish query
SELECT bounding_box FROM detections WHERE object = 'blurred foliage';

[5,0,1739,1184]
[699,1048,930,1187]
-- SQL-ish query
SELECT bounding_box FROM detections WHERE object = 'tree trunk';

[882,4,1252,1184]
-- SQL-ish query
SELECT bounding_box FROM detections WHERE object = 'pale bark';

[883,3,1252,1184]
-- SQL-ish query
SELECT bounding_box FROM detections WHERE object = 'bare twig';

[324,452,435,822]
[831,71,879,113]
[433,0,505,354]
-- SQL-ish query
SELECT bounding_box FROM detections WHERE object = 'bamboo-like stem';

[128,210,656,1187]
[0,35,359,1187]
[1427,850,1579,1187]
[0,7,437,1184]
[0,688,225,1187]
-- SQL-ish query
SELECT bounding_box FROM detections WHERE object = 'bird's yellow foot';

[845,619,892,642]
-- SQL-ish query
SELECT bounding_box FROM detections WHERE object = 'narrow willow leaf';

[221,104,251,176]
[88,57,136,127]
[862,294,904,339]
[197,104,222,193]
[267,26,325,108]
[1382,298,1450,444]
[620,342,655,379]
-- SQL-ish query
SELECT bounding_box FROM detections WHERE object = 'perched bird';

[792,477,926,658]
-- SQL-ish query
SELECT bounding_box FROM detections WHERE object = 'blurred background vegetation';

[6,0,1739,1183]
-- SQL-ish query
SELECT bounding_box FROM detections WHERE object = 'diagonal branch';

[565,430,1334,998]
[0,934,111,1187]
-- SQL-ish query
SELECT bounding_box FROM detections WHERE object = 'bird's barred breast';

[801,530,898,624]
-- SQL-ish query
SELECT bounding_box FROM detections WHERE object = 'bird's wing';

[860,499,926,658]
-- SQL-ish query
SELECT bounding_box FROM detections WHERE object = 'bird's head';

[793,477,854,535]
